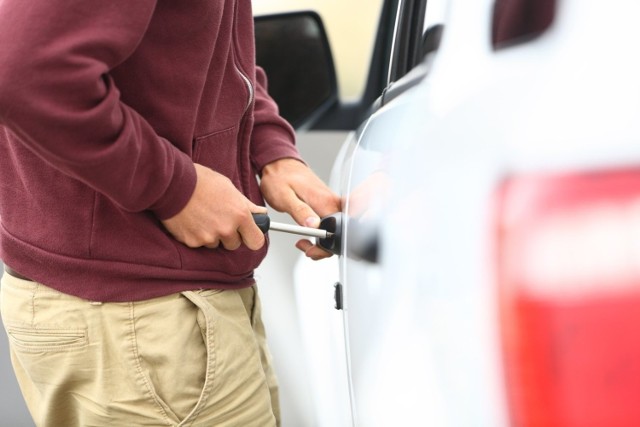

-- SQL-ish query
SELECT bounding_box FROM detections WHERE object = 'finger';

[238,212,266,251]
[204,240,220,249]
[295,239,333,260]
[220,233,242,251]
[298,186,342,219]
[247,202,268,215]
[281,188,323,228]
[295,239,314,253]
[182,231,217,249]
[306,245,333,260]
[283,172,341,217]
[262,181,320,227]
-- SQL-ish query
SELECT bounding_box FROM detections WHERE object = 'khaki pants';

[0,272,280,427]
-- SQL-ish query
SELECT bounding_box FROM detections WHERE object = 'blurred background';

[253,0,383,101]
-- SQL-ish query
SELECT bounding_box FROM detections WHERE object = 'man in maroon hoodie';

[0,0,340,425]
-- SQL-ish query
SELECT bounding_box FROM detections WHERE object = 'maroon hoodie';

[0,0,302,301]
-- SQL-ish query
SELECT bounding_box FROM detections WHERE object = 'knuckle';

[246,234,265,251]
[219,226,242,250]
[184,237,202,248]
[217,228,234,239]
[292,203,308,214]
[222,240,241,251]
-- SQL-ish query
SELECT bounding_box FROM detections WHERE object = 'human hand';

[260,158,341,260]
[162,164,266,250]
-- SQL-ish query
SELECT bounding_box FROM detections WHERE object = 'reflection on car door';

[338,0,444,424]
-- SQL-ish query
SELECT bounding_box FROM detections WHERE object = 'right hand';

[259,158,341,260]
[161,164,266,250]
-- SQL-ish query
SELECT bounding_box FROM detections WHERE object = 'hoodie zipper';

[233,58,254,194]
[231,0,254,195]
[236,64,254,115]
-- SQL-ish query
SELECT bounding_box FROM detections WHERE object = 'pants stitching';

[29,283,38,326]
[179,292,217,427]
[128,301,175,426]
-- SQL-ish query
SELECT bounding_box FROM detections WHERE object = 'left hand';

[260,158,341,260]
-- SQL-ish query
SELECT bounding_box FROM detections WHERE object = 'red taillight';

[496,170,640,427]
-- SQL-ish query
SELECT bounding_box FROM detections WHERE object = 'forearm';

[0,0,195,218]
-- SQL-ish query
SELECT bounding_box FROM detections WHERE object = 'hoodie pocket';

[193,125,241,187]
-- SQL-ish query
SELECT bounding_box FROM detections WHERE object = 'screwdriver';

[252,213,334,239]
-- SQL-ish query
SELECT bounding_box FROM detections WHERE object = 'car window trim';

[388,0,429,83]
[386,0,405,86]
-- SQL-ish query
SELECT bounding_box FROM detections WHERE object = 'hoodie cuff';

[150,150,197,220]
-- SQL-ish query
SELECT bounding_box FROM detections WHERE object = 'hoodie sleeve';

[250,67,305,173]
[0,0,196,220]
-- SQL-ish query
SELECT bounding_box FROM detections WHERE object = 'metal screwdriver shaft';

[252,213,334,239]
[269,221,333,239]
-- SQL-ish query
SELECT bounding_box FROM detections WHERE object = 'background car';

[257,0,640,425]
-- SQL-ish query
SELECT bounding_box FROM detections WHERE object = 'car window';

[388,0,447,84]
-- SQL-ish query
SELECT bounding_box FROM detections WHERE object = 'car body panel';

[382,0,640,426]
[250,0,640,425]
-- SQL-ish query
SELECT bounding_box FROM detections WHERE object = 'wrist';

[261,157,306,176]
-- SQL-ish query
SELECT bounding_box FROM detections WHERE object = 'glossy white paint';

[295,0,640,425]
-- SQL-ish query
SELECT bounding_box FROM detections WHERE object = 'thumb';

[248,202,268,215]
[289,199,321,229]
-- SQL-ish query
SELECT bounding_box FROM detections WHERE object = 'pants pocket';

[131,292,210,424]
[1,274,88,354]
[6,325,87,353]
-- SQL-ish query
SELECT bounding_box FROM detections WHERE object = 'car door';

[253,1,448,424]
[336,0,447,424]
[376,0,640,426]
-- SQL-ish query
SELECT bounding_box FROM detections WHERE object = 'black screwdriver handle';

[252,212,271,233]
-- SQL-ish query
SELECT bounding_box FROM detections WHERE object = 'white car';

[257,0,640,425]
